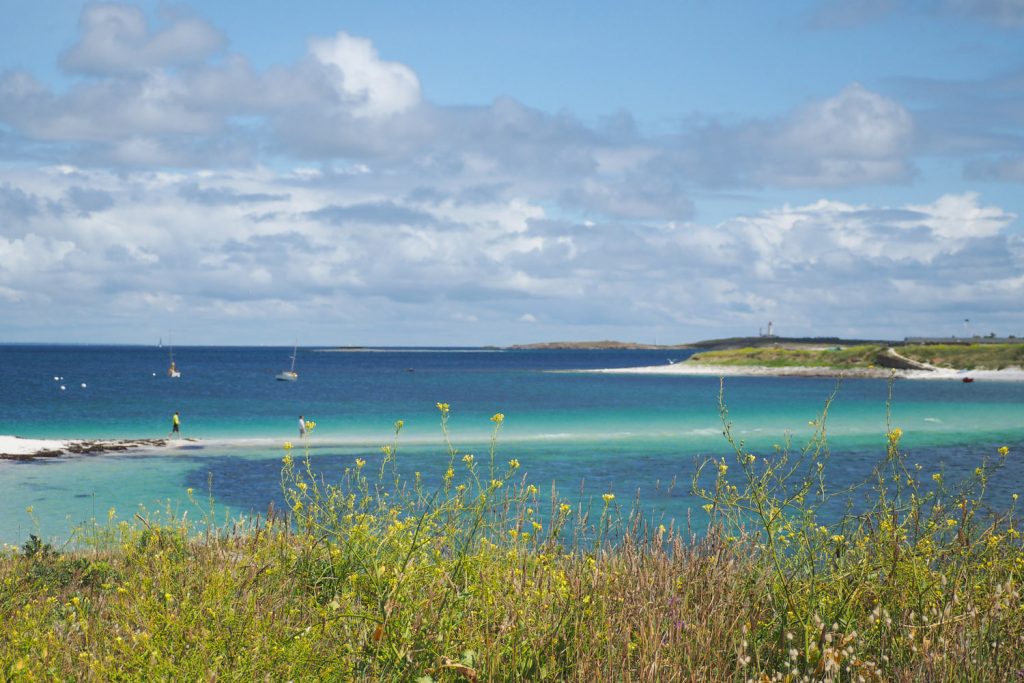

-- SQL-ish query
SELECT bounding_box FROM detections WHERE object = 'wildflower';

[436,402,450,413]
[293,501,303,512]
[444,467,455,481]
[489,479,503,489]
[304,420,315,431]
[999,446,1010,457]
[526,484,538,496]
[718,463,728,476]
[355,458,366,469]
[947,519,958,527]
[831,534,845,544]
[1014,494,1020,502]
[602,493,615,504]
[532,521,543,532]
[164,593,173,604]
[491,413,504,424]
[888,428,903,443]
[186,488,193,496]
[746,453,756,464]
[282,453,293,465]
[703,503,714,513]
[932,473,942,483]
[559,503,572,515]
[283,441,293,450]
[508,458,520,470]
[394,419,404,430]
[462,454,474,465]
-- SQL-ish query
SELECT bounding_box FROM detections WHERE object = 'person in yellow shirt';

[169,411,181,439]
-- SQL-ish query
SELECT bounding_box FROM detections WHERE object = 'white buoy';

[152,372,156,376]
[53,376,59,381]
[81,383,87,388]
[60,385,66,391]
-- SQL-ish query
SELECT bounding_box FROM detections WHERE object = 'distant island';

[512,337,1024,377]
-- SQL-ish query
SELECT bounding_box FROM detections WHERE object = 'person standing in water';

[298,415,306,438]
[170,411,181,439]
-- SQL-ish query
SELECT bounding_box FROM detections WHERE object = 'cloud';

[808,0,1024,27]
[0,159,1018,343]
[308,32,421,119]
[60,4,226,74]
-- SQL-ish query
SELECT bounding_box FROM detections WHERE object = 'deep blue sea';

[2,344,1023,545]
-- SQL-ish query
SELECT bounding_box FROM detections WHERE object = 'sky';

[0,1,1022,346]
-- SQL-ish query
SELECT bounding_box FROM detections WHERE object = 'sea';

[2,344,1023,546]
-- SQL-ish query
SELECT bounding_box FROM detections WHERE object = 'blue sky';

[0,1,1022,345]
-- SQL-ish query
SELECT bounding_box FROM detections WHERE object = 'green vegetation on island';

[689,342,1024,371]
[3,399,1024,680]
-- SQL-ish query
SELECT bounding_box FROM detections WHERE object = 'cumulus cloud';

[0,160,1018,343]
[61,4,226,74]
[308,32,421,119]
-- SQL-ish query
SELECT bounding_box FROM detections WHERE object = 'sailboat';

[276,344,298,381]
[168,340,181,378]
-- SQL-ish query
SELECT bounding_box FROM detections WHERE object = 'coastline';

[586,362,1024,381]
[0,436,171,461]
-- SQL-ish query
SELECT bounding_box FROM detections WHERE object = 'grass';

[2,396,1023,681]
[689,343,1024,371]
[688,345,883,368]
[898,343,1024,370]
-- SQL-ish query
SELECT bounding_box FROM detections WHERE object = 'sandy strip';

[587,363,1024,381]
[0,436,170,461]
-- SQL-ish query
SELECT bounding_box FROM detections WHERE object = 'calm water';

[2,344,1023,545]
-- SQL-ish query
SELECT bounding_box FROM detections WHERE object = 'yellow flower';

[355,458,366,469]
[462,454,474,465]
[164,593,173,604]
[999,446,1010,457]
[703,503,714,513]
[831,534,844,544]
[526,484,538,496]
[932,473,942,483]
[282,453,293,465]
[947,518,958,527]
[283,441,293,450]
[508,458,520,470]
[394,419,404,430]
[491,412,504,424]
[444,467,454,481]
[532,521,542,532]
[305,420,315,431]
[293,501,303,512]
[559,503,572,515]
[888,428,903,443]
[436,402,450,413]
[489,479,503,489]
[602,493,615,504]
[718,463,728,476]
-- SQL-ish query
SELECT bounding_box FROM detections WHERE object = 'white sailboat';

[276,344,298,381]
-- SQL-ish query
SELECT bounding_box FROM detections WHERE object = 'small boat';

[962,377,974,383]
[276,344,298,381]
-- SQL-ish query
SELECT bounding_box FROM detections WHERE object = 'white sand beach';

[588,362,1024,381]
[0,436,71,457]
[0,436,170,460]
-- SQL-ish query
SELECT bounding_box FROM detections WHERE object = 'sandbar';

[587,363,1024,381]
[0,436,170,461]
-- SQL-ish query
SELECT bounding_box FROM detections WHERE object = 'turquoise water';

[2,345,1023,545]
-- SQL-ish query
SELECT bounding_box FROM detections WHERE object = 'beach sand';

[0,436,170,461]
[588,362,1024,381]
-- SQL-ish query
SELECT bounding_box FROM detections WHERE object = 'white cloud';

[308,32,421,119]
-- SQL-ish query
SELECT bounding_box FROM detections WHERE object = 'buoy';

[81,383,87,388]
[60,385,66,391]
[53,376,59,381]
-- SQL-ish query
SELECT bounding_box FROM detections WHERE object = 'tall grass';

[1,393,1021,681]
